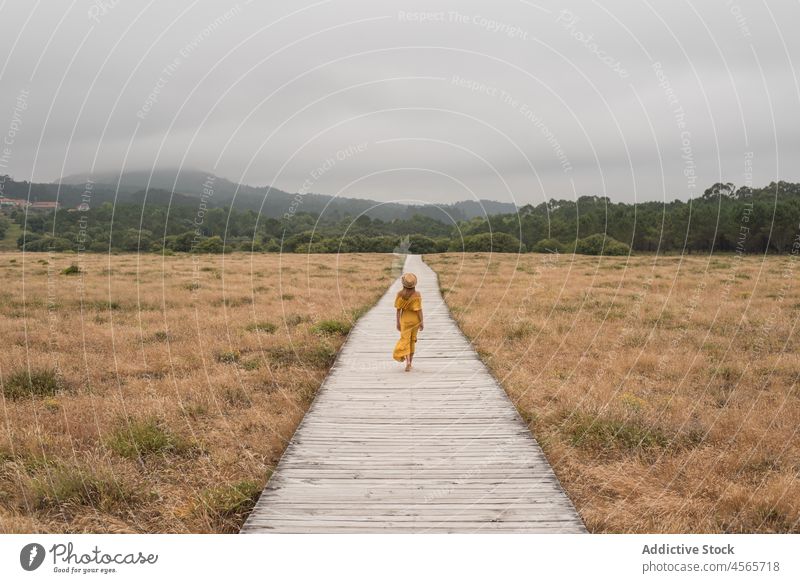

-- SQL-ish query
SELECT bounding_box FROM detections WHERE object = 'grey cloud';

[1,0,798,204]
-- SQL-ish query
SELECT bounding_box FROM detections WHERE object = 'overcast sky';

[1,0,798,205]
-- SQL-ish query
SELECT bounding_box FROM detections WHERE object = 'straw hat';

[401,272,417,288]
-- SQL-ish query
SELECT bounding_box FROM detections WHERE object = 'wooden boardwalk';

[241,254,586,533]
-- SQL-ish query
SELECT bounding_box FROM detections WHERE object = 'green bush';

[531,238,567,253]
[2,368,65,400]
[62,263,81,275]
[434,238,451,253]
[195,235,225,254]
[408,234,439,254]
[23,236,74,252]
[453,232,525,253]
[574,234,631,256]
[263,238,281,252]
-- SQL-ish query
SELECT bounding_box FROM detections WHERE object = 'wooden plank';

[241,254,586,533]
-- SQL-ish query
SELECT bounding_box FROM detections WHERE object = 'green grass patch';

[2,368,66,400]
[266,346,297,366]
[246,321,277,334]
[106,418,191,459]
[286,314,311,327]
[349,305,370,321]
[222,387,252,408]
[83,300,122,311]
[266,344,337,369]
[564,412,670,452]
[505,321,538,340]
[0,221,22,251]
[212,296,252,307]
[216,350,241,364]
[311,319,351,336]
[306,344,337,368]
[195,479,264,532]
[29,465,136,512]
[61,263,81,275]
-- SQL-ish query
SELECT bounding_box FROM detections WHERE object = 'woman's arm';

[396,308,402,331]
[418,308,424,331]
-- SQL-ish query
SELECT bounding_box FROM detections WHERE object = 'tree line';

[6,181,799,255]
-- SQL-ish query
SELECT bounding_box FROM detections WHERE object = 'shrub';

[531,238,567,253]
[408,234,439,254]
[62,263,81,275]
[574,234,631,256]
[2,368,65,400]
[24,236,73,252]
[311,319,351,336]
[195,236,225,254]
[454,232,526,253]
[106,418,188,459]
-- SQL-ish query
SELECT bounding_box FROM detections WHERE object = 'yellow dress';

[393,292,422,361]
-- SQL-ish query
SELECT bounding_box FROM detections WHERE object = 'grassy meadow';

[0,251,395,533]
[425,252,799,533]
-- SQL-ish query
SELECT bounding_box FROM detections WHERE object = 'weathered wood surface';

[241,254,586,533]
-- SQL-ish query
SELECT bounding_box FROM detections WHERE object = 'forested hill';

[471,181,800,254]
[2,177,799,255]
[23,168,513,221]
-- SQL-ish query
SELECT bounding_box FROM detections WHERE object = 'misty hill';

[55,168,517,222]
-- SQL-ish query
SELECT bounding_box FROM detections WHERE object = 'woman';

[393,272,424,371]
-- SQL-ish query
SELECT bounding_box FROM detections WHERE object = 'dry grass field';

[0,251,395,533]
[425,251,800,533]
